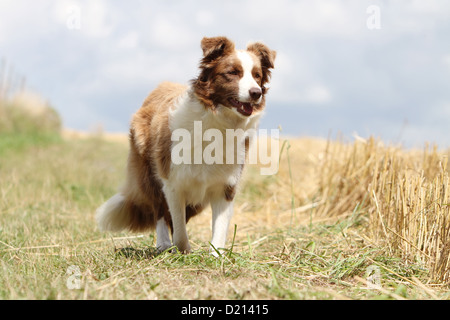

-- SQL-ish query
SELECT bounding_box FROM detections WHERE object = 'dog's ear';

[200,36,235,66]
[247,42,276,86]
[247,42,276,70]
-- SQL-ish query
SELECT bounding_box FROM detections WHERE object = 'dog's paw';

[177,245,191,254]
[174,243,191,254]
[156,242,173,254]
[209,245,226,257]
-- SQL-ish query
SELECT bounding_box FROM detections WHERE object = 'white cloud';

[0,1,53,46]
[382,1,450,36]
[443,55,450,69]
[292,1,362,37]
[150,13,197,49]
[434,101,450,118]
[410,0,447,14]
[195,10,215,27]
[82,2,113,37]
[268,51,333,105]
[304,85,332,104]
[117,32,140,49]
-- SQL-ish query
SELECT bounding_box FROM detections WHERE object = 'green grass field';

[1,130,448,300]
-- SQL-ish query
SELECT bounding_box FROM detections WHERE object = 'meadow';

[0,90,449,300]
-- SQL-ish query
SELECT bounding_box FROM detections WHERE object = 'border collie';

[96,36,276,254]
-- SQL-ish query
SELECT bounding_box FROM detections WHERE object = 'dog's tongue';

[242,103,253,115]
[229,98,253,116]
[239,103,253,116]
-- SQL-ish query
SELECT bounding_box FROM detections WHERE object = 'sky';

[1,0,449,148]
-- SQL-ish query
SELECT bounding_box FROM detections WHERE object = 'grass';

[0,91,61,156]
[1,90,450,299]
[1,132,449,300]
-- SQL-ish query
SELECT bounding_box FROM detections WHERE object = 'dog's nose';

[249,87,262,100]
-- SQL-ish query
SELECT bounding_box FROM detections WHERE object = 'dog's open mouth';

[228,98,253,116]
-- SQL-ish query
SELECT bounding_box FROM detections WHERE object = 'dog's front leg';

[210,197,234,256]
[163,186,191,253]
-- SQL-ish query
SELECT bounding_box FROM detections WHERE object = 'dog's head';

[193,36,276,120]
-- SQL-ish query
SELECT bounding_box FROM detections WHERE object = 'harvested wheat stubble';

[315,137,450,283]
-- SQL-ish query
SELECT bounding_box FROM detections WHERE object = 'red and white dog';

[96,36,276,254]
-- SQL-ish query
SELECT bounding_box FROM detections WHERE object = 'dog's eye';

[227,70,239,76]
[254,73,261,79]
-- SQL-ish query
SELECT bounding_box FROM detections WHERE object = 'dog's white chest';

[168,162,241,206]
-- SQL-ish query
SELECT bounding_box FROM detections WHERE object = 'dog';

[96,36,276,254]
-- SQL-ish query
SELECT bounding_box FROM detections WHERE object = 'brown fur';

[119,82,204,232]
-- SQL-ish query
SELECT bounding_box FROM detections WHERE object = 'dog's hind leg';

[156,217,172,252]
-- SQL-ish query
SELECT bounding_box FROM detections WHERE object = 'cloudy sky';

[1,0,449,148]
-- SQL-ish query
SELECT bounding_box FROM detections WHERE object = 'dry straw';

[315,136,450,283]
[0,59,61,135]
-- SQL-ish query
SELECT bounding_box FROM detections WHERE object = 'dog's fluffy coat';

[96,36,276,253]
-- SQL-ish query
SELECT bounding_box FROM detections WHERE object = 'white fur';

[210,197,234,256]
[95,193,126,232]
[236,51,261,103]
[164,84,261,253]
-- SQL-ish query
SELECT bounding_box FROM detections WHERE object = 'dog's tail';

[96,193,158,232]
[96,193,129,232]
